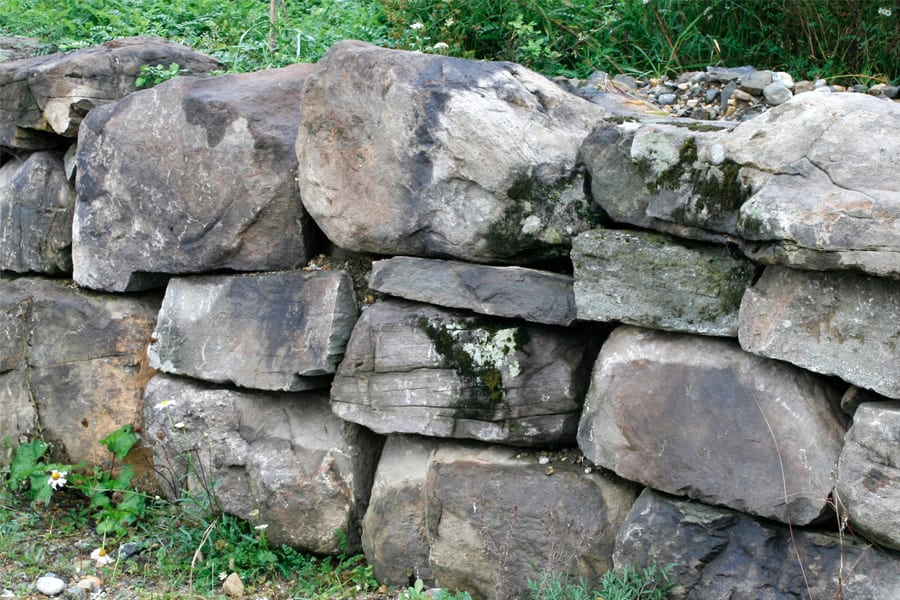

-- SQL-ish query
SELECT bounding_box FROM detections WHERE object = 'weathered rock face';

[73,63,318,292]
[296,40,605,263]
[0,150,75,273]
[739,266,900,399]
[362,435,639,599]
[578,326,845,525]
[728,93,900,279]
[147,270,357,391]
[142,374,383,554]
[579,119,740,243]
[581,93,900,279]
[0,37,223,149]
[369,256,576,326]
[0,36,43,63]
[614,489,900,600]
[332,300,598,446]
[836,401,900,551]
[0,277,159,472]
[571,229,756,336]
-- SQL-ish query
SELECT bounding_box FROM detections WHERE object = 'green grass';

[0,0,895,83]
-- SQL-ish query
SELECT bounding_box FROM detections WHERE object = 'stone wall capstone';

[2,36,899,598]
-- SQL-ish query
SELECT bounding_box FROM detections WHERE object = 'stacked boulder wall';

[614,489,900,600]
[142,374,383,554]
[331,299,598,447]
[581,93,900,279]
[739,266,900,400]
[0,150,75,273]
[362,435,639,599]
[147,270,358,391]
[296,40,605,263]
[0,37,223,149]
[73,63,318,292]
[577,326,846,525]
[0,277,159,479]
[836,401,900,551]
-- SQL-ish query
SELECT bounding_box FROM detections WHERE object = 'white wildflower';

[410,22,424,30]
[254,524,269,531]
[90,547,114,567]
[433,42,450,51]
[48,470,67,490]
[878,7,891,17]
[154,399,175,411]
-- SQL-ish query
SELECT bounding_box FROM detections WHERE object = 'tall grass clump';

[382,0,898,83]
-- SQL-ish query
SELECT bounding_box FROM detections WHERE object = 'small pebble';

[657,93,677,105]
[763,82,792,105]
[223,572,244,597]
[35,575,66,596]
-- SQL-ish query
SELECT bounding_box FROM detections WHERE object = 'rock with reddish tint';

[0,277,159,475]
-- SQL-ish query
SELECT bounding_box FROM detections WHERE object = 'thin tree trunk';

[268,0,278,52]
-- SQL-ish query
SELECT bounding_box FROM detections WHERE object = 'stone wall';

[1,37,899,599]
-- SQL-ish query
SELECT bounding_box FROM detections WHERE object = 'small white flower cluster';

[878,6,892,17]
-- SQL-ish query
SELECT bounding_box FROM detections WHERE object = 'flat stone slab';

[572,229,756,336]
[148,270,358,391]
[615,489,900,600]
[369,256,576,326]
[739,266,900,399]
[362,435,639,597]
[837,401,900,551]
[578,325,846,525]
[332,299,597,446]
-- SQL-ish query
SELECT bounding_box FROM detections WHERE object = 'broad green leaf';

[100,424,139,460]
[8,439,49,490]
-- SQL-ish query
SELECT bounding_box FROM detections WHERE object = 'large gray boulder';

[362,435,639,599]
[73,63,318,292]
[739,266,900,399]
[0,150,75,273]
[0,277,159,474]
[147,270,357,391]
[836,401,900,551]
[369,256,576,326]
[296,40,605,263]
[332,300,597,446]
[578,326,845,525]
[581,93,900,279]
[142,374,382,554]
[571,229,756,336]
[615,489,900,600]
[0,37,222,149]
